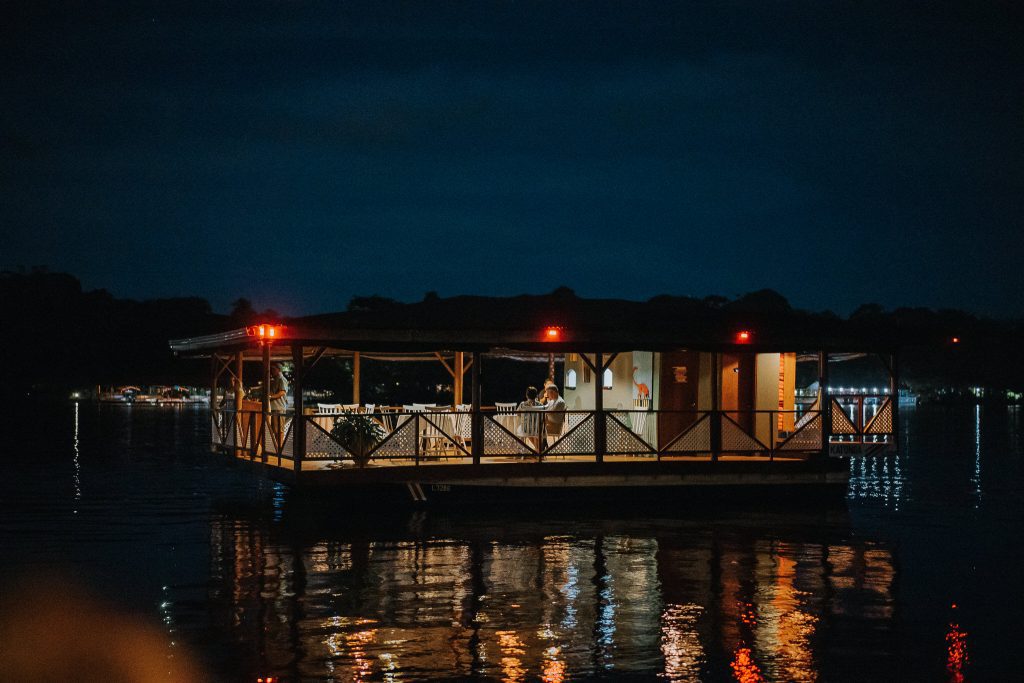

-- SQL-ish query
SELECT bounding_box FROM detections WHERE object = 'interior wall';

[697,352,714,410]
[753,352,798,445]
[563,352,640,410]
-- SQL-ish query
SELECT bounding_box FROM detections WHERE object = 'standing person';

[541,385,566,446]
[267,364,289,413]
[267,364,290,440]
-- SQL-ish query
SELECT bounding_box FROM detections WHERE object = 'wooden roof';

[169,292,898,355]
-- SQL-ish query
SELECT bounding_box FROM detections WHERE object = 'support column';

[292,345,306,473]
[594,353,605,463]
[234,351,244,455]
[352,351,361,405]
[210,354,219,410]
[710,352,721,462]
[470,351,482,466]
[234,352,244,412]
[260,342,271,462]
[889,352,899,454]
[454,351,464,407]
[209,355,219,453]
[819,351,831,459]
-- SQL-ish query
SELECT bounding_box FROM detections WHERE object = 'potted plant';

[330,414,386,466]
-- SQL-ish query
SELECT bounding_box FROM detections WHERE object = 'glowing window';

[603,368,613,389]
[565,369,577,390]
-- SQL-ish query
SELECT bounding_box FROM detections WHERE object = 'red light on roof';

[951,336,960,344]
[543,326,562,341]
[736,330,751,343]
[248,324,282,341]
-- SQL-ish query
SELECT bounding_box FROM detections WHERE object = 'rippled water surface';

[2,402,1022,681]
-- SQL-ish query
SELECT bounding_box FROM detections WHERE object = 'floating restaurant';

[169,293,899,502]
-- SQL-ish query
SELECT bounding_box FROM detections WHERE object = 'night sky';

[3,1,1022,316]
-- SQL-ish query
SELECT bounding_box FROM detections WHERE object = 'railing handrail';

[211,406,894,467]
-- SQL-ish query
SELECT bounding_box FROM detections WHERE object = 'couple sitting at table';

[516,384,566,450]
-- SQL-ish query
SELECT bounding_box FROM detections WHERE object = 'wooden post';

[234,352,244,411]
[594,352,605,463]
[454,351,464,406]
[352,351,361,405]
[889,351,899,454]
[210,355,219,453]
[819,351,831,459]
[261,342,271,462]
[470,351,482,466]
[234,351,244,455]
[710,352,722,462]
[292,344,305,473]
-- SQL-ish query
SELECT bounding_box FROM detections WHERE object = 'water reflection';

[946,605,969,683]
[972,405,982,506]
[848,455,904,509]
[72,400,81,511]
[196,512,897,681]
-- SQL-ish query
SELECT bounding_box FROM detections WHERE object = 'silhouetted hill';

[3,271,1022,400]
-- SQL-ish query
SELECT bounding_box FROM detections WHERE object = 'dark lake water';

[1,402,1022,681]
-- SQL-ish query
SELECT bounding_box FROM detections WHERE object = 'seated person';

[516,386,543,449]
[541,385,566,443]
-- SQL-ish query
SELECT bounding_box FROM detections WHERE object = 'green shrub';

[330,414,386,466]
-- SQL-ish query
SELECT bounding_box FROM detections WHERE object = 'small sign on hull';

[828,443,896,457]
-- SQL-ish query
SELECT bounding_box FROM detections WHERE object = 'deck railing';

[207,402,893,470]
[827,395,895,444]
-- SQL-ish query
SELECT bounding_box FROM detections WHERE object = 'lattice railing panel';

[662,415,711,453]
[483,417,533,456]
[864,398,894,434]
[606,414,655,455]
[262,418,293,458]
[830,399,859,435]
[545,415,595,456]
[211,413,223,446]
[235,413,255,452]
[421,414,471,459]
[779,412,822,451]
[720,416,768,452]
[304,421,355,461]
[609,410,654,445]
[368,417,419,460]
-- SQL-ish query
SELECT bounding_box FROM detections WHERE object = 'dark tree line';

[3,270,1022,402]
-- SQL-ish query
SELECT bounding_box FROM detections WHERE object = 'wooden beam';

[594,352,605,463]
[889,352,899,454]
[579,353,597,373]
[819,351,831,460]
[352,351,361,405]
[471,351,481,466]
[210,355,219,419]
[454,351,464,406]
[234,352,244,412]
[710,352,721,462]
[292,344,305,473]
[434,352,455,378]
[261,343,271,462]
[304,346,327,373]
